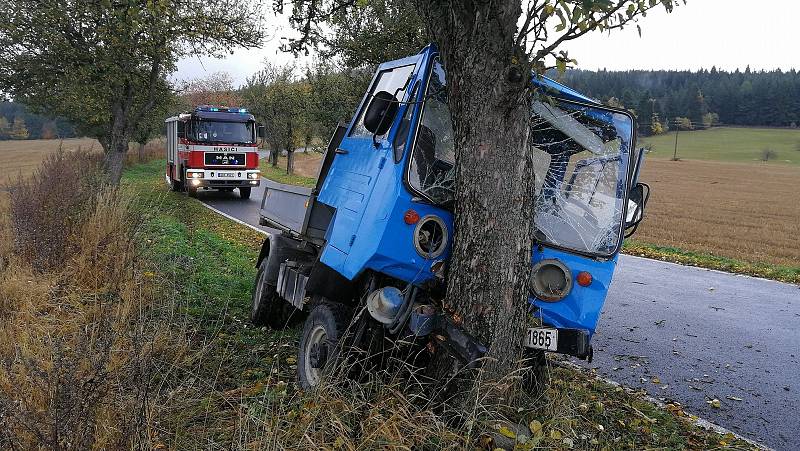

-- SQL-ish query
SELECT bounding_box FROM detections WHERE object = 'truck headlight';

[530,259,572,302]
[247,172,260,180]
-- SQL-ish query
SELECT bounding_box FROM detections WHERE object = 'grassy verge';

[624,240,800,284]
[259,159,317,187]
[120,160,757,449]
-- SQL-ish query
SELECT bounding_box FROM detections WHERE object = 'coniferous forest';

[562,67,800,135]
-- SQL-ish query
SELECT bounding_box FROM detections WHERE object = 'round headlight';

[413,215,448,259]
[530,259,572,302]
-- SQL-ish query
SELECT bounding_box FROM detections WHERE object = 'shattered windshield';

[191,120,255,145]
[531,100,633,256]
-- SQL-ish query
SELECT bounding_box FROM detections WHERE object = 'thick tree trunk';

[137,142,145,162]
[420,1,535,398]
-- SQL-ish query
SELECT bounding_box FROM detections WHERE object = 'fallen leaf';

[498,425,516,439]
[550,429,562,440]
[725,395,743,401]
[529,420,543,436]
[707,398,721,408]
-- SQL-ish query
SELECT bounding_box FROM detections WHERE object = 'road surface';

[196,182,799,450]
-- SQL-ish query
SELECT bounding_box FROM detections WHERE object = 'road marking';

[198,201,269,236]
[556,359,771,450]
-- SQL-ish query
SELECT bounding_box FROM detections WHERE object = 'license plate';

[217,172,234,178]
[525,327,558,351]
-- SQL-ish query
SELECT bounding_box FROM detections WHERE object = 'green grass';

[259,161,317,187]
[624,240,800,284]
[640,126,800,164]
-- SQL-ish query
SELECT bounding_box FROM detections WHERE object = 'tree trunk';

[137,142,145,163]
[286,149,294,175]
[420,1,535,399]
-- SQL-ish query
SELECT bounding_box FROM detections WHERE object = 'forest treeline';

[561,67,800,135]
[0,101,76,140]
[5,66,799,141]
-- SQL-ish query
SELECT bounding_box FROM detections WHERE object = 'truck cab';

[165,106,261,199]
[251,45,649,388]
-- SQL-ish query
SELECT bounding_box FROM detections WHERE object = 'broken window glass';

[407,60,455,206]
[530,100,633,256]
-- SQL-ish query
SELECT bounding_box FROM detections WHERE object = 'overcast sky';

[176,0,800,87]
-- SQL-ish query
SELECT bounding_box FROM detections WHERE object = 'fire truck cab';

[165,106,261,199]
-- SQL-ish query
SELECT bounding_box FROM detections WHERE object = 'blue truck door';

[317,57,420,266]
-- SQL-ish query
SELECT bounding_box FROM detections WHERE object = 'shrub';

[6,148,104,270]
[0,158,182,449]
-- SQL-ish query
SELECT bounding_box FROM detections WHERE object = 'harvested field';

[0,138,100,185]
[635,158,800,267]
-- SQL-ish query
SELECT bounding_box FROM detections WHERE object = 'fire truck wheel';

[239,187,252,200]
[521,349,549,395]
[170,178,183,192]
[297,301,352,389]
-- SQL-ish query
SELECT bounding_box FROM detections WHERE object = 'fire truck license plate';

[525,327,558,351]
[217,172,234,178]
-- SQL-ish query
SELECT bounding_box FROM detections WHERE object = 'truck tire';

[297,301,352,389]
[521,349,549,395]
[170,177,183,192]
[239,187,251,200]
[250,260,297,328]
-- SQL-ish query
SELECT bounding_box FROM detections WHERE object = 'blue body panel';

[317,44,626,338]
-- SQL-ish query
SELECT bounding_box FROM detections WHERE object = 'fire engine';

[165,106,261,199]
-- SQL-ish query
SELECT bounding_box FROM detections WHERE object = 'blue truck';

[251,44,649,388]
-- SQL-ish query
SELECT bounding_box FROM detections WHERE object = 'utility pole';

[672,119,679,161]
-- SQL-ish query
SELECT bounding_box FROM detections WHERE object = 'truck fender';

[256,234,312,287]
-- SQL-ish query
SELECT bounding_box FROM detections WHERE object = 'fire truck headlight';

[191,179,201,187]
[247,172,260,180]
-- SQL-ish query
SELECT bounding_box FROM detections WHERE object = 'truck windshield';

[530,101,633,256]
[191,120,255,145]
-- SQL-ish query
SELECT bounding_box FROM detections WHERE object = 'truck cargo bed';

[259,179,333,244]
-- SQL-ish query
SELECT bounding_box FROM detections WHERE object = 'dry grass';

[0,155,183,449]
[635,159,800,267]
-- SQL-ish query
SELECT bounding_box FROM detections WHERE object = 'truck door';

[317,56,421,267]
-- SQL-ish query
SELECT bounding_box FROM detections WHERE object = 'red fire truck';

[165,106,261,199]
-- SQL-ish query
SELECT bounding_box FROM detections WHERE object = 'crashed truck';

[250,44,649,388]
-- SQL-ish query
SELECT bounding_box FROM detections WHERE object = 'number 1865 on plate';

[525,327,558,351]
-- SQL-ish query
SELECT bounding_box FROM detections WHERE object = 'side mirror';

[257,124,265,139]
[624,182,650,238]
[364,91,399,136]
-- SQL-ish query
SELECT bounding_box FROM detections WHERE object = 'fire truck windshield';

[191,120,255,145]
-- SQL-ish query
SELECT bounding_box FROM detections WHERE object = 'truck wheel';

[239,187,252,200]
[521,349,549,395]
[170,178,183,192]
[250,260,297,328]
[297,301,351,389]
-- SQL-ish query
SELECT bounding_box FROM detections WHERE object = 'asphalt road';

[196,182,799,450]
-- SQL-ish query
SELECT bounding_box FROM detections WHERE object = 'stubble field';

[634,158,800,267]
[0,138,100,185]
